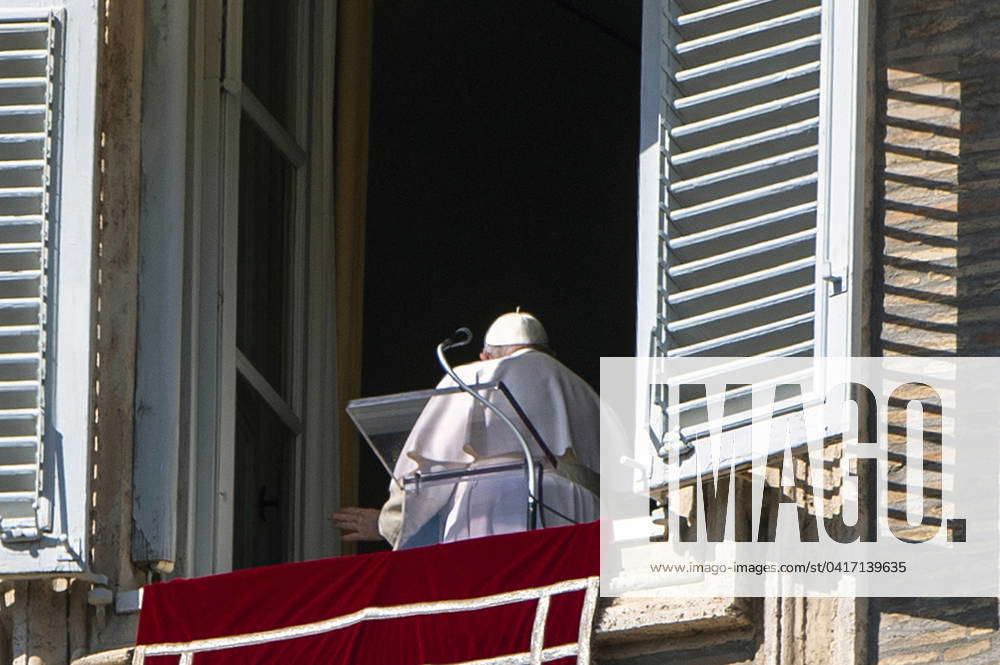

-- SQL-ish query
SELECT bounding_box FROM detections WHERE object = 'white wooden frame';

[0,0,98,575]
[301,0,341,560]
[219,0,310,569]
[133,0,189,568]
[814,0,870,359]
[635,0,665,366]
[188,0,339,576]
[188,0,227,578]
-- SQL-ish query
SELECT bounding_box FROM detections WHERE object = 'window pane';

[233,375,294,569]
[236,116,294,396]
[241,0,297,128]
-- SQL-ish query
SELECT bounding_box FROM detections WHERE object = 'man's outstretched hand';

[330,507,383,542]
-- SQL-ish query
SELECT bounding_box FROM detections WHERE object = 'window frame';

[216,0,313,571]
[182,0,340,576]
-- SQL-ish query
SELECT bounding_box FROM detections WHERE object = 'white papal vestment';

[378,349,600,549]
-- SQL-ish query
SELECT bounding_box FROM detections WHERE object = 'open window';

[194,0,338,573]
[131,0,339,576]
[356,0,642,547]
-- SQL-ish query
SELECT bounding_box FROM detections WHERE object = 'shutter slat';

[663,342,817,391]
[668,228,816,277]
[0,106,46,116]
[0,133,44,144]
[0,13,51,543]
[0,408,40,419]
[0,187,44,198]
[667,174,817,222]
[0,215,42,225]
[674,62,820,110]
[0,160,44,169]
[675,35,820,83]
[670,118,818,166]
[0,299,43,309]
[668,256,815,305]
[675,7,821,55]
[0,77,47,89]
[0,492,33,503]
[0,379,40,390]
[0,23,49,35]
[0,436,36,448]
[0,464,36,476]
[676,368,815,415]
[680,393,822,442]
[0,352,42,363]
[676,0,780,26]
[667,284,814,333]
[670,146,817,194]
[670,89,820,138]
[0,242,43,252]
[0,50,47,61]
[0,271,42,281]
[668,202,816,249]
[667,313,814,358]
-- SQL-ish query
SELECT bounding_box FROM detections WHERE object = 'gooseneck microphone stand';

[436,328,539,530]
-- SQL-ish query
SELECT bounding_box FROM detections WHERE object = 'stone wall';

[872,0,1000,662]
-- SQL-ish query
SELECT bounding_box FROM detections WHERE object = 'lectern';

[346,380,559,549]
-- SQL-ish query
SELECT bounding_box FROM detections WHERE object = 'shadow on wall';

[872,0,1000,661]
[875,0,1000,358]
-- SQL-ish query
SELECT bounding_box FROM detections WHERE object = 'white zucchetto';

[483,308,548,346]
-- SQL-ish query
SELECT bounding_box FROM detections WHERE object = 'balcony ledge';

[70,647,133,665]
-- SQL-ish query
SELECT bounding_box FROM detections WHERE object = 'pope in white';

[331,310,600,549]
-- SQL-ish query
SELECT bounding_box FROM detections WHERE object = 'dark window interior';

[359,0,642,549]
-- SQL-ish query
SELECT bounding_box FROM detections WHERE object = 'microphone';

[440,327,473,352]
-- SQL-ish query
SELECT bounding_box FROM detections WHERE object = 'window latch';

[821,262,846,296]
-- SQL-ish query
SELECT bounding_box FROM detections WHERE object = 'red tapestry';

[135,521,600,665]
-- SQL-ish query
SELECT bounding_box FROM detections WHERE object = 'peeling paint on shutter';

[0,13,54,543]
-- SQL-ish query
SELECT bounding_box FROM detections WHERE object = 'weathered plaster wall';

[871,0,1000,663]
[87,0,146,652]
[85,0,146,656]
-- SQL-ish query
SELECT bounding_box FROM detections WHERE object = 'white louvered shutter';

[658,0,823,362]
[0,3,97,574]
[0,14,54,543]
[638,0,868,482]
